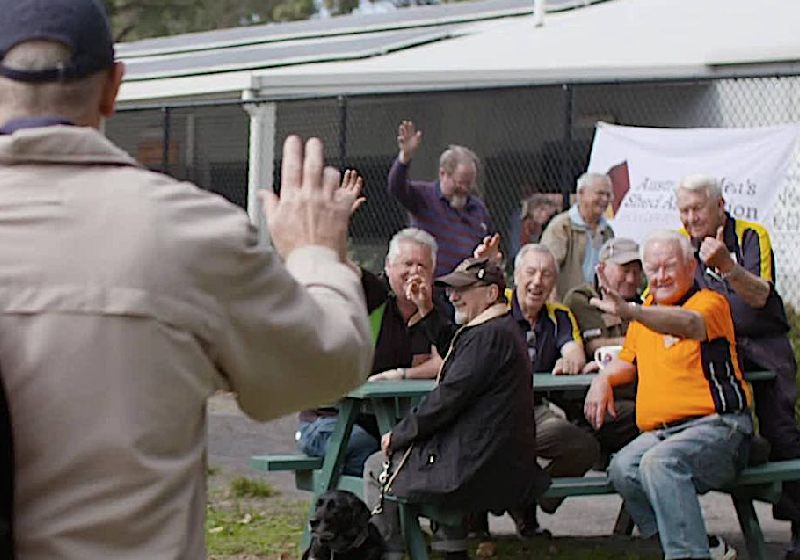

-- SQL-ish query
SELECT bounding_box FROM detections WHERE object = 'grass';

[204,471,664,560]
[229,476,276,499]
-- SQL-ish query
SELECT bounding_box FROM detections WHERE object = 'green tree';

[102,0,317,42]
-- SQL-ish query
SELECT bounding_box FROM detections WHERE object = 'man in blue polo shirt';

[387,120,494,278]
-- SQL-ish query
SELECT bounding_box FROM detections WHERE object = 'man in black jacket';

[363,257,549,560]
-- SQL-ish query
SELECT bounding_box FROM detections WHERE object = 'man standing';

[676,174,800,560]
[0,1,372,557]
[585,231,751,560]
[387,120,494,277]
[296,228,442,475]
[564,238,642,454]
[541,172,614,299]
[364,257,548,560]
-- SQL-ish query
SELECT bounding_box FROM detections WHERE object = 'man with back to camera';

[585,230,751,560]
[541,172,615,300]
[0,1,373,557]
[676,173,800,560]
[387,120,494,278]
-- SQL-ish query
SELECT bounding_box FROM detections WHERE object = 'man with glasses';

[542,172,615,299]
[363,257,548,560]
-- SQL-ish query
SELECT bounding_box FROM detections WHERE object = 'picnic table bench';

[251,370,793,560]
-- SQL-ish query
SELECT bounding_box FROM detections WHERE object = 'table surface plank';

[347,370,775,399]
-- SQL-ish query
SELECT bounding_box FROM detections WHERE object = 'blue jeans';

[608,412,752,560]
[296,417,379,477]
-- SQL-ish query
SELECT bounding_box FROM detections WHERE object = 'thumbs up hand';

[699,225,734,274]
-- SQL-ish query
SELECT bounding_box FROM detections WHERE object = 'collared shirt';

[568,205,609,284]
[684,212,789,338]
[511,293,581,373]
[387,158,494,276]
[564,280,640,349]
[619,288,752,431]
[0,116,74,135]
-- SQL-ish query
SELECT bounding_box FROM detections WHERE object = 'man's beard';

[449,195,467,210]
[453,309,467,324]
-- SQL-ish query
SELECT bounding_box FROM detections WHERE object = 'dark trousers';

[739,335,800,521]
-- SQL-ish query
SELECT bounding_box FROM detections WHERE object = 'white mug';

[593,345,623,370]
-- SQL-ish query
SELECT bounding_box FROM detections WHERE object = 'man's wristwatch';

[398,368,407,380]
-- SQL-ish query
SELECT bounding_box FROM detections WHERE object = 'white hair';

[677,174,723,202]
[514,243,557,275]
[386,228,438,267]
[643,230,694,262]
[439,145,479,175]
[576,172,612,193]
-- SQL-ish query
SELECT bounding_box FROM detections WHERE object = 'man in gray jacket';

[0,1,372,558]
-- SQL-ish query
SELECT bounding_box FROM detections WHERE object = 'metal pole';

[338,95,348,170]
[560,83,574,210]
[161,106,171,175]
[532,0,546,27]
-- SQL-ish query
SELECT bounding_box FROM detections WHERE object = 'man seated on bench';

[296,227,443,476]
[585,230,752,560]
[364,257,549,560]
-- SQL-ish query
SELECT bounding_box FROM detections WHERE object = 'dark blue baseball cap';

[0,0,115,83]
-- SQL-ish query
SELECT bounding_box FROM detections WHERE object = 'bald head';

[0,41,124,127]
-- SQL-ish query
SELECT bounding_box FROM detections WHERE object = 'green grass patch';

[230,476,276,499]
[206,498,304,557]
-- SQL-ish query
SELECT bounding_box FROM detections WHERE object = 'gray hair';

[387,228,438,268]
[576,172,612,193]
[439,145,479,175]
[514,243,557,275]
[643,230,694,262]
[677,174,723,202]
[0,41,107,123]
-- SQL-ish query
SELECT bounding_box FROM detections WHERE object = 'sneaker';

[708,535,737,560]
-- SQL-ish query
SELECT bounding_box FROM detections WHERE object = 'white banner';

[587,123,800,243]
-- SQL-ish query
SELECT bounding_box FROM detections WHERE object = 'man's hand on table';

[381,432,392,455]
[553,355,583,375]
[368,369,405,382]
[584,375,617,430]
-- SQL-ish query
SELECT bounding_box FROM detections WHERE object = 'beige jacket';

[540,207,614,300]
[0,126,372,559]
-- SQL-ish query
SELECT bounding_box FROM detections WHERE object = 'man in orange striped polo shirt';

[584,230,751,560]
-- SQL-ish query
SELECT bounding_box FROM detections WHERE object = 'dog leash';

[371,447,411,515]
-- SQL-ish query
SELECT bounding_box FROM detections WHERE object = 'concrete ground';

[208,394,793,559]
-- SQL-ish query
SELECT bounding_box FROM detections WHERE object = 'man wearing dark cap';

[364,257,549,560]
[0,1,373,558]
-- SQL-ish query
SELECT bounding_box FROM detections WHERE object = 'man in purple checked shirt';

[387,120,495,278]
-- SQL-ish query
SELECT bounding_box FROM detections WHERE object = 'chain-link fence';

[108,74,800,303]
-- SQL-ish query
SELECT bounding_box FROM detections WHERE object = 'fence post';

[338,95,348,170]
[161,106,171,175]
[243,95,277,238]
[560,83,574,209]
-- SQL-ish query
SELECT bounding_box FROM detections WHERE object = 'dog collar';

[349,526,370,550]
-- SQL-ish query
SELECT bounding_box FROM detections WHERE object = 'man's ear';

[99,62,125,118]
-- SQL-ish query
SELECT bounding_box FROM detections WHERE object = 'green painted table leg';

[400,503,429,560]
[731,494,767,560]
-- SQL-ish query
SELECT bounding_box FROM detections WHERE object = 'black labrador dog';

[302,490,384,560]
